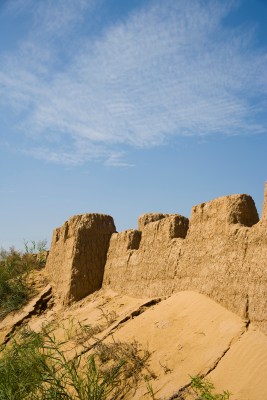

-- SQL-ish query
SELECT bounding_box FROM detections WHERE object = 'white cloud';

[104,152,134,168]
[32,0,89,36]
[0,0,266,166]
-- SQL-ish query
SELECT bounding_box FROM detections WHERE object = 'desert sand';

[1,184,267,398]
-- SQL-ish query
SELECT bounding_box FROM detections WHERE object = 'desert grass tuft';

[189,376,231,400]
[95,338,155,383]
[0,327,155,400]
[175,375,232,400]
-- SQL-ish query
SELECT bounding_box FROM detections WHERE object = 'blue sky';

[0,0,266,249]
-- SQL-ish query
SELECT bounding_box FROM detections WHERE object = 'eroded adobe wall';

[103,184,267,333]
[103,214,189,297]
[46,214,116,305]
[262,183,267,221]
[172,195,260,321]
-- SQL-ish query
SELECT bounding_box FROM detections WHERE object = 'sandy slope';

[1,288,267,399]
[105,291,267,399]
[210,328,267,400]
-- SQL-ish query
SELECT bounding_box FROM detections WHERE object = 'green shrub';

[0,328,154,400]
[0,248,29,319]
[0,241,47,319]
[0,331,46,400]
[190,375,231,400]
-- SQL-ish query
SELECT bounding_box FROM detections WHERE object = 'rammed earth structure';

[46,183,267,333]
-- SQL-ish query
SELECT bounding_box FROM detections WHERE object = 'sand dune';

[2,287,267,399]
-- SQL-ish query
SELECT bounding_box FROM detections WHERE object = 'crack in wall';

[173,249,181,279]
[126,251,132,268]
[244,294,250,328]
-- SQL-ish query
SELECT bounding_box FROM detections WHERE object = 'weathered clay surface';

[138,213,173,230]
[46,214,116,305]
[103,184,267,334]
[262,182,267,221]
[104,214,189,297]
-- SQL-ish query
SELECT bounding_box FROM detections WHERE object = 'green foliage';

[0,241,48,319]
[24,239,48,268]
[0,331,46,400]
[0,248,30,319]
[0,328,154,400]
[24,240,47,255]
[190,376,231,400]
[145,378,157,400]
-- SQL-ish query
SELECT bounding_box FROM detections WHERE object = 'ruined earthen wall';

[262,183,267,221]
[104,215,189,297]
[103,185,267,333]
[46,214,116,305]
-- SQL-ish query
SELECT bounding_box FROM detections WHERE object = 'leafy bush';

[0,241,47,319]
[189,375,231,400]
[0,328,154,400]
[0,330,46,400]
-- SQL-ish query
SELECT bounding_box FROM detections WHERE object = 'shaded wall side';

[245,221,267,331]
[262,182,267,221]
[46,214,116,305]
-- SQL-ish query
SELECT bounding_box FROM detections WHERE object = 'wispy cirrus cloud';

[0,0,266,166]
